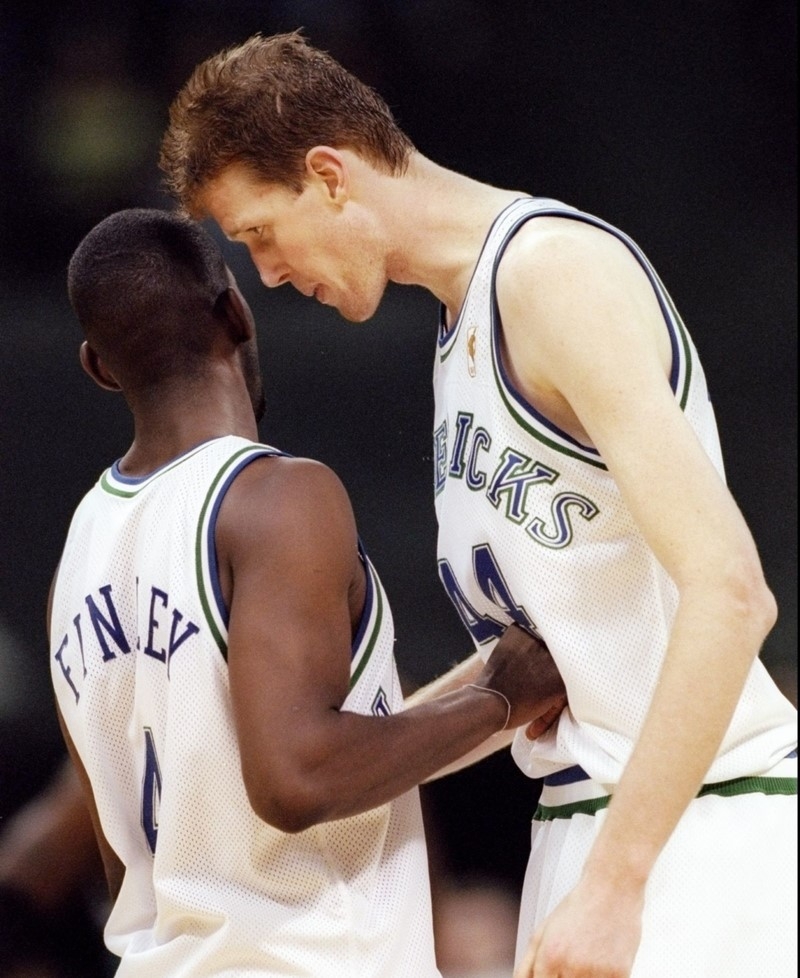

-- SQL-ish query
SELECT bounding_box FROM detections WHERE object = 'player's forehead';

[200,164,292,239]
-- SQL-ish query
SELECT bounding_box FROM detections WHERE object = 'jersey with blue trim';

[50,435,439,978]
[432,197,797,785]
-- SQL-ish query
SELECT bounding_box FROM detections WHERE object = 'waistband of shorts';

[534,750,797,822]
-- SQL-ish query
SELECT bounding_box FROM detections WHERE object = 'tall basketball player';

[160,32,798,978]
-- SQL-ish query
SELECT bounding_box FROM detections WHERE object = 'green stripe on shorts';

[534,774,797,822]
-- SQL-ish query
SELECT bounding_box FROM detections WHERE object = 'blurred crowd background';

[0,2,796,976]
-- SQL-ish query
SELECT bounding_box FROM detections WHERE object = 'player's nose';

[251,251,290,289]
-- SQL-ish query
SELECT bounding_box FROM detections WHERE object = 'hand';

[476,624,566,730]
[514,875,644,978]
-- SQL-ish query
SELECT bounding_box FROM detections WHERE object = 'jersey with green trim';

[432,197,797,786]
[50,435,438,978]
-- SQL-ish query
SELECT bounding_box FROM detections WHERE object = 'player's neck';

[119,377,258,477]
[386,154,525,318]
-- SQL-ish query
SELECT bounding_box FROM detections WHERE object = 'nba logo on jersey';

[467,327,477,377]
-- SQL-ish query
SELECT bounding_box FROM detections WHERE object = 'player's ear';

[216,276,255,344]
[79,341,121,392]
[304,146,348,203]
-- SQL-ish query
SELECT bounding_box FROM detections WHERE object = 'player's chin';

[330,283,385,323]
[345,309,376,324]
[337,299,381,324]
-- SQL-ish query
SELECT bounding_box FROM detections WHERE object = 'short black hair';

[67,208,229,389]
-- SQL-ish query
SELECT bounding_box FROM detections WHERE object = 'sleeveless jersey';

[432,197,797,786]
[50,435,439,978]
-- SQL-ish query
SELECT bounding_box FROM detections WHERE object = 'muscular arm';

[216,457,564,833]
[498,221,776,975]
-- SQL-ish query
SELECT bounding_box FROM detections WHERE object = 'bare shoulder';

[497,214,648,300]
[493,213,673,437]
[225,454,351,517]
[216,454,357,563]
[496,212,667,357]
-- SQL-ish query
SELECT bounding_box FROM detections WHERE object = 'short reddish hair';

[160,31,415,215]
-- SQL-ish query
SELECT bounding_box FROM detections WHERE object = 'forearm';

[403,651,485,708]
[403,651,516,781]
[423,726,516,780]
[582,590,773,891]
[236,621,564,832]
[245,682,510,831]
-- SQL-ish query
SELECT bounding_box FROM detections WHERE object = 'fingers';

[514,926,543,978]
[525,698,566,740]
[479,622,565,729]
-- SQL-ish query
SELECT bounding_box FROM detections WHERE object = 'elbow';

[751,578,778,641]
[725,561,778,648]
[242,766,330,834]
[260,802,323,836]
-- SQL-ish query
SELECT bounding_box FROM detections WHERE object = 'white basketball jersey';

[51,435,439,978]
[433,198,797,786]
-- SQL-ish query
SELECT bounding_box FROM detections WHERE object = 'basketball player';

[159,32,798,978]
[50,208,567,978]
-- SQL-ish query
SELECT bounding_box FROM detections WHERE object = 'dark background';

[0,0,796,946]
